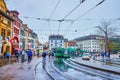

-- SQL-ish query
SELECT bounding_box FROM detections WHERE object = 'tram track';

[34,58,120,80]
[45,59,76,80]
[34,58,74,80]
[63,59,120,80]
[46,58,108,80]
[34,60,54,80]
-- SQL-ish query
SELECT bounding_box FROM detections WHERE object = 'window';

[8,20,11,27]
[0,6,4,11]
[6,12,10,15]
[55,44,57,46]
[60,44,62,46]
[7,30,11,36]
[1,28,6,38]
[3,18,8,24]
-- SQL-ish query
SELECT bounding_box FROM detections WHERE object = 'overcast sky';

[5,0,120,43]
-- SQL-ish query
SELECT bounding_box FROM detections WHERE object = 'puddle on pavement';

[54,58,70,72]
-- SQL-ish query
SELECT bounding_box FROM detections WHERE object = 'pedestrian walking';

[20,49,25,69]
[27,49,33,63]
[101,51,105,62]
[27,49,33,69]
[37,49,39,57]
[14,50,19,62]
[51,52,54,57]
[6,51,11,59]
[21,49,25,63]
[105,51,110,62]
[41,48,47,68]
[93,49,96,60]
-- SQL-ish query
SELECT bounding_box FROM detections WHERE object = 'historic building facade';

[10,10,22,48]
[0,0,14,40]
[0,0,40,55]
[0,0,14,55]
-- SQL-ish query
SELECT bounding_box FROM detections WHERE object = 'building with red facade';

[10,10,22,49]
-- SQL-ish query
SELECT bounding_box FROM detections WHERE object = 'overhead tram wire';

[57,20,62,34]
[64,0,106,36]
[63,0,86,19]
[20,16,41,20]
[58,0,86,35]
[63,22,73,36]
[49,0,61,19]
[48,21,51,34]
[74,0,106,22]
[36,33,76,36]
[20,16,118,21]
[48,0,61,35]
[20,0,61,36]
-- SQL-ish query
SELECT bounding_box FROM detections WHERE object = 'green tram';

[53,47,87,58]
[54,47,70,58]
[54,47,78,58]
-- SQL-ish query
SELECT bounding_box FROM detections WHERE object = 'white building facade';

[49,35,64,50]
[76,35,105,52]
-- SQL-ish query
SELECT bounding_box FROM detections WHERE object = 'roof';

[0,0,7,12]
[64,38,68,42]
[49,35,64,40]
[0,10,14,21]
[75,35,105,41]
[68,41,77,46]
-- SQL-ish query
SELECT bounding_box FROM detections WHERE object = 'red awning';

[14,47,22,51]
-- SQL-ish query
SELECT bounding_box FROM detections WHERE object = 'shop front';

[0,37,12,56]
[10,36,21,55]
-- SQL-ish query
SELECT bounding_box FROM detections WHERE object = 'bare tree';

[95,20,119,51]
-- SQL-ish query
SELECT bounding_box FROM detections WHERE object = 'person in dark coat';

[37,49,39,57]
[101,51,105,62]
[21,49,25,63]
[14,50,19,62]
[27,49,32,63]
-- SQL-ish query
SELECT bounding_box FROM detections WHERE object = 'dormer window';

[0,6,4,11]
[6,11,10,15]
